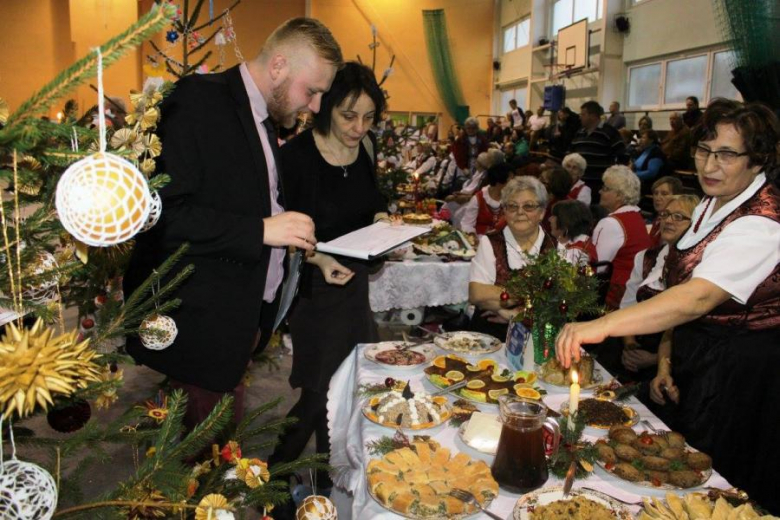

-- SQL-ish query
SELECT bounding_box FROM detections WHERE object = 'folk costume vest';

[475,190,505,236]
[488,229,557,286]
[605,210,652,309]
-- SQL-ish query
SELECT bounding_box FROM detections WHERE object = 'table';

[327,341,730,519]
[368,259,471,312]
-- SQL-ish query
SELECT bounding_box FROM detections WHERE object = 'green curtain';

[422,9,469,123]
[713,0,780,108]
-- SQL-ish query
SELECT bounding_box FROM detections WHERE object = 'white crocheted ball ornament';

[22,252,59,304]
[141,190,162,233]
[296,495,337,520]
[0,459,58,520]
[56,152,151,247]
[140,314,178,350]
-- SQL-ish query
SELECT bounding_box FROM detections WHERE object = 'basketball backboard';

[557,18,589,72]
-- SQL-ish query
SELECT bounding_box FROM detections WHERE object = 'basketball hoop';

[542,63,575,82]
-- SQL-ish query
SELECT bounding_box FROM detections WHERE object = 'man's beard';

[267,77,298,129]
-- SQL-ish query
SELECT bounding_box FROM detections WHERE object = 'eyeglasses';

[658,211,691,222]
[503,202,542,214]
[692,145,749,166]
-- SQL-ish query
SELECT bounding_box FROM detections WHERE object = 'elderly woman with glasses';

[592,165,652,309]
[562,153,591,205]
[648,176,684,247]
[619,194,700,382]
[555,99,780,514]
[468,176,557,338]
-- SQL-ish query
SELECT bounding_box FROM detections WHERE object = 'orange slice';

[466,380,486,390]
[433,356,447,369]
[515,387,542,400]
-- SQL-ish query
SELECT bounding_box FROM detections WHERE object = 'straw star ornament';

[0,319,102,418]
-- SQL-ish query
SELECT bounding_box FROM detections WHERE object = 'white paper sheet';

[315,222,430,260]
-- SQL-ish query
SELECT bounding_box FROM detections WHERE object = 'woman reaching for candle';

[555,99,780,514]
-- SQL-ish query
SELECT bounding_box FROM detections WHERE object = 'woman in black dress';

[269,62,387,491]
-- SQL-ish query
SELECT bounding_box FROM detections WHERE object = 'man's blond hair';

[260,18,343,68]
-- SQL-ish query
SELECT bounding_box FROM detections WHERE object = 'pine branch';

[187,0,207,32]
[168,395,233,461]
[4,3,175,129]
[122,243,190,311]
[186,50,214,76]
[234,396,283,439]
[268,454,329,479]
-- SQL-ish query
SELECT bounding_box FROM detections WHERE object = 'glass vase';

[532,323,559,364]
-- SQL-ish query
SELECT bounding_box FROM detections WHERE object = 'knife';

[432,380,468,396]
[563,460,577,497]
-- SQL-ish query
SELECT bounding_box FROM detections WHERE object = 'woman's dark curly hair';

[552,199,593,240]
[313,61,387,135]
[693,97,780,180]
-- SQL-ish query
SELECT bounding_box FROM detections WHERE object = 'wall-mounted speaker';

[493,60,501,71]
[615,15,631,34]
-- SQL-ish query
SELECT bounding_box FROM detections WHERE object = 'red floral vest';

[635,244,665,303]
[666,181,780,330]
[488,229,557,286]
[475,190,505,235]
[605,210,652,309]
[566,238,597,264]
[567,183,585,201]
[648,218,662,249]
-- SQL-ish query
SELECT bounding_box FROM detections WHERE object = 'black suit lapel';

[226,65,272,216]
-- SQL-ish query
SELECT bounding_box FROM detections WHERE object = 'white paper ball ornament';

[0,417,58,520]
[22,251,59,304]
[140,314,178,350]
[141,190,162,233]
[55,152,151,247]
[296,495,337,520]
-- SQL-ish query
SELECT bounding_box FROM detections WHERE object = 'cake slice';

[431,446,451,466]
[391,492,416,515]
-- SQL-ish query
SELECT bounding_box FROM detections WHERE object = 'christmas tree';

[0,4,322,517]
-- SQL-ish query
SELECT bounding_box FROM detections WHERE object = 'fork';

[640,419,670,441]
[449,488,504,520]
[577,487,644,506]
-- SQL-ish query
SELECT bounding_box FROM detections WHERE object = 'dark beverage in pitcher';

[491,396,560,493]
[491,418,548,492]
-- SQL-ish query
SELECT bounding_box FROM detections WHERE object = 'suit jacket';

[452,133,489,170]
[123,65,279,392]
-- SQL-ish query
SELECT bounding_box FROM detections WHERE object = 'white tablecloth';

[327,342,730,519]
[368,259,471,312]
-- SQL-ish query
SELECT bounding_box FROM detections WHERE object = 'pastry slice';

[405,469,428,485]
[412,441,432,465]
[367,459,399,475]
[431,446,451,466]
[367,472,398,494]
[443,496,465,515]
[429,480,449,494]
[445,452,471,473]
[397,447,421,467]
[417,494,444,515]
[385,451,411,472]
[427,468,448,482]
[391,492,416,515]
[415,484,437,499]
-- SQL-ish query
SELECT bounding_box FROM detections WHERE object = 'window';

[552,0,601,36]
[503,18,530,53]
[627,48,741,108]
[499,86,527,114]
[711,51,741,100]
[664,55,707,105]
[628,63,662,107]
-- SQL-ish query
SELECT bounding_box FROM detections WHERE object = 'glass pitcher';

[491,395,561,493]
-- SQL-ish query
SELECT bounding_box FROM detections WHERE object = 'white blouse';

[592,205,642,264]
[620,245,669,309]
[470,226,547,285]
[460,186,501,235]
[675,173,780,304]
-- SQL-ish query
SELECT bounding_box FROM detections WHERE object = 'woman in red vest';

[562,152,592,205]
[556,99,780,514]
[469,176,557,338]
[591,165,652,309]
[459,163,510,235]
[549,199,597,265]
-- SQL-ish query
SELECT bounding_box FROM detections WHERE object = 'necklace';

[319,134,354,178]
[692,197,713,233]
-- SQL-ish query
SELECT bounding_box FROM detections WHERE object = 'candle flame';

[571,369,579,385]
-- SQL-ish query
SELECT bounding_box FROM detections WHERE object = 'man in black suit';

[123,18,343,429]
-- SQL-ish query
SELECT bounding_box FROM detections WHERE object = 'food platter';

[638,491,770,520]
[364,341,437,370]
[366,441,498,519]
[538,356,603,389]
[362,391,452,430]
[433,332,503,355]
[560,398,640,429]
[512,485,633,520]
[594,427,713,490]
[424,354,543,406]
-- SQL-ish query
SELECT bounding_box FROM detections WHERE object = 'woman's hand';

[555,319,610,368]
[310,253,355,286]
[650,374,679,405]
[622,348,658,372]
[484,307,520,324]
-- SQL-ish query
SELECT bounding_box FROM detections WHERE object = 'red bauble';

[384,377,396,388]
[543,278,554,290]
[94,294,107,307]
[500,291,510,302]
[559,301,569,314]
[521,317,534,329]
[81,318,95,329]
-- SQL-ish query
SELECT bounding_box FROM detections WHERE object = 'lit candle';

[568,369,580,431]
